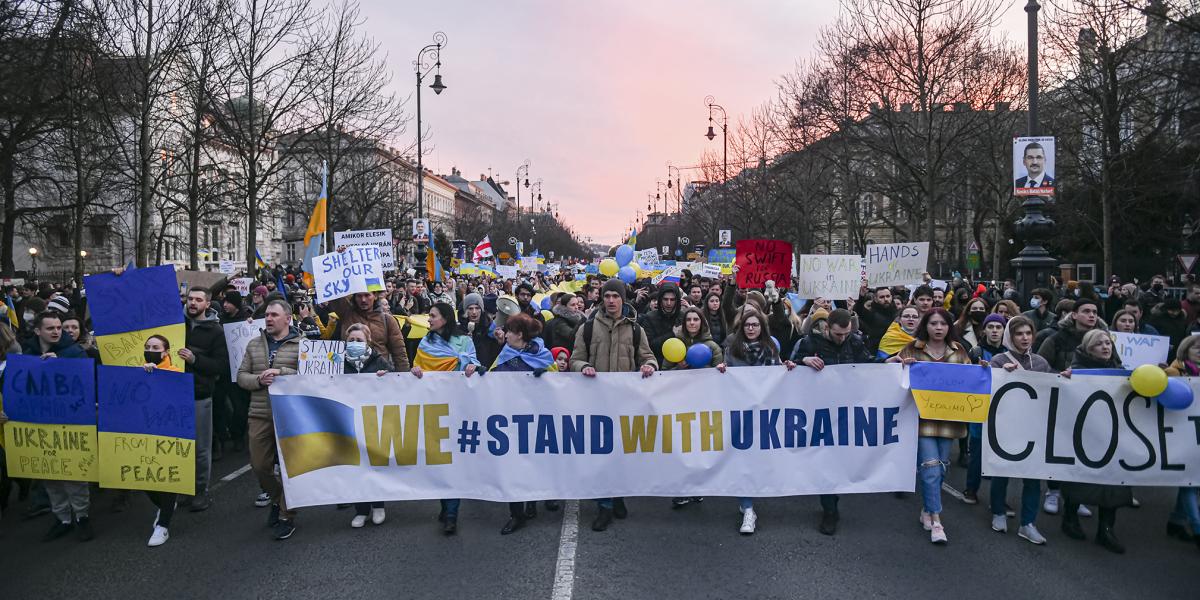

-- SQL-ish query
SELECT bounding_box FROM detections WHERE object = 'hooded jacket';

[184,307,229,400]
[662,311,723,370]
[237,326,303,419]
[329,296,410,371]
[571,306,657,373]
[638,285,683,363]
[854,297,898,354]
[989,319,1053,373]
[1038,313,1108,372]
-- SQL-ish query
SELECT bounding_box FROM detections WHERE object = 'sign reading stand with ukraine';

[85,265,186,367]
[2,355,99,482]
[908,362,993,423]
[97,365,196,494]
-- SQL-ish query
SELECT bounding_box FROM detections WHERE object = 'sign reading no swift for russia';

[735,239,793,289]
[314,246,384,303]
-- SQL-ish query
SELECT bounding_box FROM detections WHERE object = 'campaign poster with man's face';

[1013,136,1055,197]
[718,229,732,248]
[412,218,430,244]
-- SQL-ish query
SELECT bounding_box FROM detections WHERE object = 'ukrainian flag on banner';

[908,362,992,423]
[271,394,360,477]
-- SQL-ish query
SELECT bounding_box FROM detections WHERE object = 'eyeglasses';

[743,322,761,328]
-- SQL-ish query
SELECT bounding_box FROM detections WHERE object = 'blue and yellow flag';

[425,234,444,283]
[5,295,17,328]
[626,228,638,248]
[302,163,328,288]
[908,362,992,423]
[271,394,361,477]
[254,249,267,270]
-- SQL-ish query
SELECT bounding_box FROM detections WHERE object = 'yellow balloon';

[1130,364,1168,397]
[599,258,619,277]
[662,338,686,363]
[541,309,555,321]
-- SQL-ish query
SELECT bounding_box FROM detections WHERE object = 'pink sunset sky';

[358,0,1030,245]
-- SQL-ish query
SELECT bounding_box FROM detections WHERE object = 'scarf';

[414,332,476,372]
[877,321,915,358]
[742,341,770,366]
[491,337,556,371]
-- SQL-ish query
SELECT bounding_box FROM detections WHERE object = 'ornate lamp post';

[704,95,728,181]
[413,32,446,278]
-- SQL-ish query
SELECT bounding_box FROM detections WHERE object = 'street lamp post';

[28,247,38,281]
[413,32,446,278]
[666,165,682,213]
[1010,0,1057,301]
[79,250,87,275]
[516,160,530,217]
[704,95,728,181]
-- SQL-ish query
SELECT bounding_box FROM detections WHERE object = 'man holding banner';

[237,299,303,540]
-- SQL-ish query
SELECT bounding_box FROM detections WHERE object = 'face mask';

[1073,288,1081,297]
[144,351,163,364]
[23,311,33,322]
[1029,297,1041,309]
[969,312,985,323]
[346,341,368,358]
[1153,283,1164,291]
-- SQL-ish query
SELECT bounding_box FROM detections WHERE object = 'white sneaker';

[351,515,367,528]
[147,525,169,547]
[1077,504,1092,518]
[739,508,757,534]
[371,507,386,525]
[1018,524,1047,545]
[991,514,1008,533]
[1131,496,1140,508]
[1043,490,1060,515]
[930,521,947,544]
[919,511,933,531]
[255,491,272,507]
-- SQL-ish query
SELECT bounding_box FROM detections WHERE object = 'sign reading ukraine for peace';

[2,355,99,482]
[313,246,385,304]
[908,362,993,423]
[84,265,186,367]
[97,365,196,494]
[270,365,920,508]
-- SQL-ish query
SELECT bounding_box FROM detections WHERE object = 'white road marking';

[210,463,252,491]
[942,482,965,501]
[550,500,580,600]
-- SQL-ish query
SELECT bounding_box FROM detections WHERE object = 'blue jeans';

[739,497,754,511]
[917,437,952,514]
[990,477,1041,526]
[440,499,460,519]
[966,423,983,492]
[1170,487,1200,530]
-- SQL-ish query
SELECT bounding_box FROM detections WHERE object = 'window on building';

[57,227,70,247]
[90,225,106,247]
[285,242,296,262]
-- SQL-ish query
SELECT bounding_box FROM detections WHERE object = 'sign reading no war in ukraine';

[2,355,99,482]
[269,365,919,507]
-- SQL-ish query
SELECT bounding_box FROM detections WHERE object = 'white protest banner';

[495,265,518,280]
[218,260,236,275]
[313,246,384,303]
[520,257,538,272]
[984,370,1200,486]
[269,364,917,506]
[298,339,345,375]
[1111,332,1171,368]
[865,242,928,287]
[637,248,659,265]
[223,319,264,382]
[701,264,722,279]
[796,255,861,299]
[233,277,253,296]
[333,229,396,271]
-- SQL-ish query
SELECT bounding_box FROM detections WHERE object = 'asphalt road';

[1,447,1197,599]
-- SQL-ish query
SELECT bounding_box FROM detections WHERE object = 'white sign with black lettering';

[334,229,396,271]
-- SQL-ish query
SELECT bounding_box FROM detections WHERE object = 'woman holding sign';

[888,308,971,544]
[716,307,795,535]
[342,324,394,529]
[411,302,479,535]
[141,335,183,547]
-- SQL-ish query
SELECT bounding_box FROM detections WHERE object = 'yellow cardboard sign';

[910,390,991,423]
[3,422,99,482]
[98,431,195,494]
[95,323,186,367]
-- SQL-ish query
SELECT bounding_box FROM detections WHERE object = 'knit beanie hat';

[982,313,1007,329]
[223,291,243,309]
[47,296,70,315]
[463,293,483,310]
[601,278,627,299]
[253,285,269,297]
[550,346,570,362]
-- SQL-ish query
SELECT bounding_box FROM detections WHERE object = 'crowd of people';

[0,261,1198,554]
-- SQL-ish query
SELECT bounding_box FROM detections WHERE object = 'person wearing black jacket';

[854,287,898,355]
[460,293,500,368]
[789,308,878,535]
[179,288,229,512]
[638,284,683,364]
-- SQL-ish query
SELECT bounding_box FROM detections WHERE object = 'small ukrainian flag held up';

[908,362,992,423]
[271,394,361,477]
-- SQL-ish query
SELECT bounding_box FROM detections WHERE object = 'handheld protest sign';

[97,365,196,494]
[314,246,385,303]
[795,255,860,299]
[734,239,793,289]
[2,355,99,482]
[86,265,186,367]
[865,243,929,288]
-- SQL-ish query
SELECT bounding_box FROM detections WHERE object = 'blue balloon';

[771,336,780,350]
[615,245,634,267]
[1156,377,1195,411]
[618,265,637,284]
[685,343,712,368]
[540,297,551,310]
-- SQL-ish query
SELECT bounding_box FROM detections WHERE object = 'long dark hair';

[726,306,778,362]
[430,302,458,342]
[915,308,962,346]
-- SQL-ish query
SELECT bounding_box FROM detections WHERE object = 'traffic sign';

[1179,254,1198,274]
